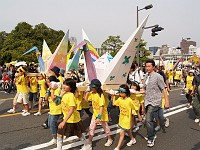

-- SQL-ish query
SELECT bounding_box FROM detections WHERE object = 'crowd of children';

[4,61,200,150]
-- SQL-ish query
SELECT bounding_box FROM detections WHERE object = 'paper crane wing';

[100,15,149,85]
[22,46,38,56]
[22,46,45,72]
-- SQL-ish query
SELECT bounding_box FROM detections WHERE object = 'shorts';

[17,93,29,104]
[174,79,180,82]
[57,120,85,138]
[168,78,173,84]
[29,92,38,102]
[13,92,19,105]
[118,124,130,131]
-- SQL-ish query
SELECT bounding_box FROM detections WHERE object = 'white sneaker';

[127,138,136,146]
[48,138,57,145]
[154,125,161,131]
[195,119,199,123]
[22,112,30,116]
[165,118,170,128]
[22,109,26,112]
[104,139,113,147]
[114,148,119,150]
[7,108,15,113]
[144,135,157,141]
[81,144,92,150]
[34,112,41,116]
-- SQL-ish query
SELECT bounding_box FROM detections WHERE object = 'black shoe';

[42,123,48,129]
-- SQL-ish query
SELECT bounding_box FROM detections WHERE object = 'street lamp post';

[136,4,153,66]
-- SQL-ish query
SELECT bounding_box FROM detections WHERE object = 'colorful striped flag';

[172,56,183,70]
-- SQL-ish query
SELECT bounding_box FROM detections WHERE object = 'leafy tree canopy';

[101,35,124,56]
[134,39,151,63]
[0,22,65,65]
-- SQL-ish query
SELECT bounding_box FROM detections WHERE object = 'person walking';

[191,71,200,126]
[185,70,194,108]
[112,84,137,150]
[82,79,113,150]
[57,78,87,150]
[138,59,169,147]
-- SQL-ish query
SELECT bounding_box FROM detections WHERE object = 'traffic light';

[151,26,164,37]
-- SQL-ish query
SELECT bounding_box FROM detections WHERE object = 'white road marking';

[164,106,189,117]
[164,103,187,113]
[20,103,191,150]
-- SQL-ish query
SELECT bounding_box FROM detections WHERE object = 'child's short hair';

[63,78,77,93]
[118,84,130,97]
[130,81,140,91]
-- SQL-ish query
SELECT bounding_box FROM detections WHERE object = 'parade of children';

[3,59,200,150]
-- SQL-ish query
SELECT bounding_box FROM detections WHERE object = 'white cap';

[189,70,194,73]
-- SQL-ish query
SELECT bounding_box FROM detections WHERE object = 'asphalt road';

[0,88,200,150]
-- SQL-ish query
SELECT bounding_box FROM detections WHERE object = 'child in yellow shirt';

[83,79,113,150]
[112,84,137,150]
[16,67,30,116]
[29,76,38,109]
[45,76,62,144]
[34,73,47,116]
[81,93,93,117]
[57,78,87,150]
[130,81,144,132]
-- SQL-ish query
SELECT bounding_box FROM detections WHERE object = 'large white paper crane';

[100,15,149,85]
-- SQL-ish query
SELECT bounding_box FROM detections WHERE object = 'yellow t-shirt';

[174,71,182,80]
[29,77,38,93]
[186,75,194,90]
[17,75,29,93]
[168,71,174,80]
[130,94,143,115]
[48,88,62,115]
[88,92,108,122]
[82,100,90,109]
[75,91,84,111]
[61,92,81,123]
[114,97,136,130]
[58,76,64,84]
[15,77,20,92]
[38,79,47,97]
[161,90,169,108]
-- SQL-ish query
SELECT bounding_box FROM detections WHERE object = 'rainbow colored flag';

[86,42,99,62]
[82,29,99,62]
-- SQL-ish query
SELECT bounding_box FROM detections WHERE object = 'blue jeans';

[48,114,61,137]
[145,105,160,141]
[154,108,164,120]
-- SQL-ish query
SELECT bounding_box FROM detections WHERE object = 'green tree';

[101,35,124,56]
[0,22,65,64]
[0,31,8,49]
[134,39,151,63]
[0,31,8,65]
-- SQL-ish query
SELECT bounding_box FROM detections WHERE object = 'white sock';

[57,137,62,150]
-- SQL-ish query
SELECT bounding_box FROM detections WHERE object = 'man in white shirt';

[128,62,144,86]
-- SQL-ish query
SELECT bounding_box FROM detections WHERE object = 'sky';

[1,0,200,49]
